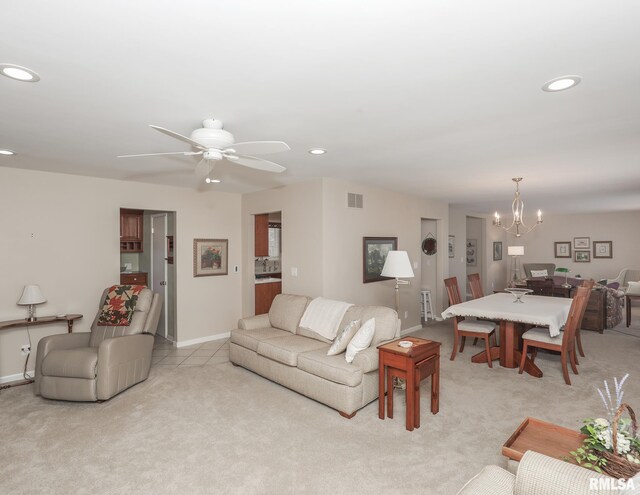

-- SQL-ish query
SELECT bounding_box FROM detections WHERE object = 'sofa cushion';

[297,349,363,387]
[42,348,98,379]
[268,294,310,334]
[457,465,515,495]
[327,319,361,356]
[345,318,375,363]
[256,335,328,367]
[231,327,291,352]
[296,326,333,344]
[359,306,399,346]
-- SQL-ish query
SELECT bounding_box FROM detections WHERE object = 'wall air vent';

[347,192,363,209]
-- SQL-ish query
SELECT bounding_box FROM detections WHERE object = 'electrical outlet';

[21,345,31,356]
[291,267,298,277]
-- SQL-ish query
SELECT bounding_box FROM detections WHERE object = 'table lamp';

[17,285,47,322]
[556,267,571,288]
[507,246,524,283]
[381,250,415,313]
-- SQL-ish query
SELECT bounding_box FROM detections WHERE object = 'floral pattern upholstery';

[97,285,145,326]
[605,286,624,328]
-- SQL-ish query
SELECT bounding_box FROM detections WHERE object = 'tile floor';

[152,335,230,367]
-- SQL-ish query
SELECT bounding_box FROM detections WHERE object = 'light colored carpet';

[1,311,639,494]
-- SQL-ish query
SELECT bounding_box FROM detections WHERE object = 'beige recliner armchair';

[35,287,162,401]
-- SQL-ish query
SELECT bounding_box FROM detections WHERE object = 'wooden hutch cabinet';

[120,209,143,252]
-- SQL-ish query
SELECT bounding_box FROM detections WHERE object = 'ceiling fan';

[118,118,290,179]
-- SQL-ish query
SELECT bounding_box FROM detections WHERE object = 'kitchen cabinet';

[255,281,281,315]
[120,209,143,252]
[120,272,148,287]
[255,213,269,257]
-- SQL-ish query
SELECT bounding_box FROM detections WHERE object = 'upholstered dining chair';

[35,286,162,401]
[444,277,496,368]
[518,286,590,385]
[526,278,554,296]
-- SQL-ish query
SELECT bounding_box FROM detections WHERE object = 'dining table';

[441,292,573,377]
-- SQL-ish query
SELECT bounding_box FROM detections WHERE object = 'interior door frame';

[150,213,169,340]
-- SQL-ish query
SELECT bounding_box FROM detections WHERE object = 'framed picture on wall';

[573,237,590,249]
[363,237,397,283]
[193,238,228,277]
[448,235,455,258]
[554,241,571,258]
[493,241,502,261]
[466,239,477,266]
[574,250,591,263]
[593,241,612,259]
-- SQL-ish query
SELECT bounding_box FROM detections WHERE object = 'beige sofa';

[458,451,617,495]
[230,294,399,418]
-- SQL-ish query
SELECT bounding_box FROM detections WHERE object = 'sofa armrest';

[457,465,515,495]
[35,332,91,395]
[352,346,379,373]
[96,333,154,400]
[514,451,613,494]
[238,314,271,331]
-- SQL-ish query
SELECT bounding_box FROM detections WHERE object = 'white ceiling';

[2,0,640,214]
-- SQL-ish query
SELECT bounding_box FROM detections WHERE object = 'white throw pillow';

[345,318,375,363]
[530,269,548,277]
[327,320,361,356]
[627,281,640,295]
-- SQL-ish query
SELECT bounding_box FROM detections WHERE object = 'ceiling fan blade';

[117,151,202,158]
[194,159,211,178]
[228,155,286,173]
[150,125,208,151]
[227,141,290,156]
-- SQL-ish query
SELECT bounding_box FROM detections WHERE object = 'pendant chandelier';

[493,177,542,238]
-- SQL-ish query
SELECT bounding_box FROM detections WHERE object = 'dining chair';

[526,278,554,296]
[467,273,496,345]
[518,286,591,385]
[444,277,496,368]
[574,279,595,359]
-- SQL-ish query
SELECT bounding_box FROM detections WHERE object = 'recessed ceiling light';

[0,149,16,155]
[0,64,41,82]
[308,148,327,155]
[542,75,582,92]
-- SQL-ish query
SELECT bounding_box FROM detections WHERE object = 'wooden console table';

[0,314,82,333]
[0,314,82,388]
[378,337,441,431]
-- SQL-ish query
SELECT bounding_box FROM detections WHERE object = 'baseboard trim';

[1,371,35,385]
[177,332,230,348]
[400,325,423,336]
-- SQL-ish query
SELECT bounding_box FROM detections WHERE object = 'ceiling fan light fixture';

[0,64,41,82]
[542,75,582,92]
[0,149,16,155]
[308,148,327,155]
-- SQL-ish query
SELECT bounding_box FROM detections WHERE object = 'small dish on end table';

[505,288,533,303]
[398,340,413,348]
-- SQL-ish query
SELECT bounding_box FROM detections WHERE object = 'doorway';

[420,218,439,325]
[465,216,484,299]
[151,214,168,339]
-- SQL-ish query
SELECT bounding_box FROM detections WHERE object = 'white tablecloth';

[441,293,572,337]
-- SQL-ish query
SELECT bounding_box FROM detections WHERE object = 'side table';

[378,336,441,431]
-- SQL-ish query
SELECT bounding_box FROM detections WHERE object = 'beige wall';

[507,210,640,281]
[0,167,241,380]
[321,178,449,329]
[241,178,449,327]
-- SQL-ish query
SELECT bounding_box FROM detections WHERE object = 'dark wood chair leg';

[569,349,579,375]
[473,337,479,346]
[484,336,492,368]
[451,330,459,361]
[519,342,529,374]
[576,329,585,358]
[459,336,466,353]
[561,353,571,385]
[530,348,538,363]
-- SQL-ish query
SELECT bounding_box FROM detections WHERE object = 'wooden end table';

[503,417,586,465]
[378,337,441,431]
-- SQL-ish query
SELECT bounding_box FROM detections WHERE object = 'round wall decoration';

[422,235,437,256]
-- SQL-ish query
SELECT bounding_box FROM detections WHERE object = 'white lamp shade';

[507,246,525,256]
[17,285,46,305]
[381,251,415,278]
